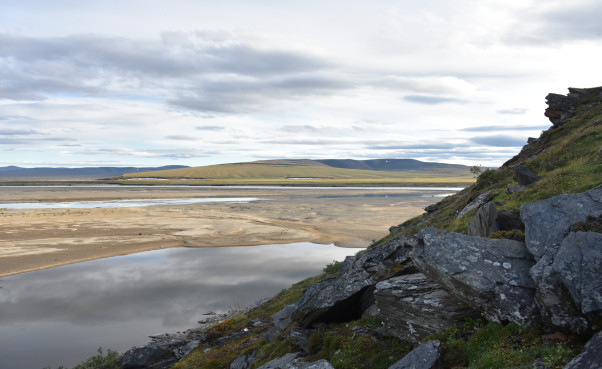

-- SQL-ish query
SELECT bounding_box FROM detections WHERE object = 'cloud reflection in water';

[0,242,359,369]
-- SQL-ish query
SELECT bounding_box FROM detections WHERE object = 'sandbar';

[0,186,447,277]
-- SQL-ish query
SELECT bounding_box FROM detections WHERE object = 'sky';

[1,0,601,168]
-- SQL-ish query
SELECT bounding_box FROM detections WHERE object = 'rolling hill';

[0,165,188,180]
[114,159,474,186]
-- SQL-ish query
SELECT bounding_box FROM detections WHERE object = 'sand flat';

[0,186,445,277]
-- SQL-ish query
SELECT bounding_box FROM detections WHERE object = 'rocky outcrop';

[467,202,499,237]
[562,330,602,369]
[545,87,602,127]
[265,305,296,343]
[388,340,441,369]
[291,237,416,328]
[520,187,602,333]
[118,332,202,369]
[230,351,256,369]
[374,273,480,343]
[410,229,538,325]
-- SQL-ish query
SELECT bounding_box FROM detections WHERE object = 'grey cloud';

[403,95,466,105]
[470,135,526,147]
[166,135,198,141]
[497,108,528,115]
[0,129,38,135]
[0,33,344,113]
[461,124,549,132]
[368,143,457,151]
[196,125,224,131]
[280,125,321,133]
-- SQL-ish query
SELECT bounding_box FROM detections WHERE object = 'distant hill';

[115,159,474,186]
[315,159,467,172]
[0,165,189,180]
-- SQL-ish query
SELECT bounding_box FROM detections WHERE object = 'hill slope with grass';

[112,159,474,186]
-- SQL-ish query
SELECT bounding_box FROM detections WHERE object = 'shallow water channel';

[0,243,359,369]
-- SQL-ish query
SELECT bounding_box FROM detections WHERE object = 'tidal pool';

[0,243,359,369]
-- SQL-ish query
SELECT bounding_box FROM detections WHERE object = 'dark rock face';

[374,273,480,343]
[388,340,441,369]
[545,87,602,127]
[424,204,438,213]
[521,187,602,260]
[562,330,602,369]
[496,210,524,231]
[514,165,540,186]
[291,237,416,328]
[467,202,499,237]
[411,229,538,325]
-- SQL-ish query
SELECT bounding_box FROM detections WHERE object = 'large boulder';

[388,340,441,369]
[374,273,480,343]
[521,187,602,333]
[291,236,417,328]
[457,190,492,219]
[521,187,602,260]
[256,353,334,369]
[118,333,201,369]
[410,229,538,325]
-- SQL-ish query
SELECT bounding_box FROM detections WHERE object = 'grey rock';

[411,229,538,325]
[457,190,492,219]
[230,350,256,369]
[425,204,438,213]
[515,165,540,186]
[521,187,602,260]
[118,333,201,369]
[553,232,602,316]
[530,254,589,333]
[507,186,527,195]
[527,137,538,144]
[467,202,499,237]
[562,330,602,369]
[375,273,480,343]
[265,305,296,343]
[256,353,300,369]
[292,236,417,328]
[256,353,334,369]
[388,340,441,369]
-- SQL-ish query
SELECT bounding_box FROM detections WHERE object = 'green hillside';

[112,159,475,186]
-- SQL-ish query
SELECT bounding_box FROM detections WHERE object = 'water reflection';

[0,243,359,369]
[0,197,261,209]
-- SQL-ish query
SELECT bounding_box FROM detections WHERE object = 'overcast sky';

[1,0,600,168]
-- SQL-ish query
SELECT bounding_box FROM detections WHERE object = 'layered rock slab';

[410,229,538,325]
[388,340,441,369]
[374,273,480,343]
[291,237,416,328]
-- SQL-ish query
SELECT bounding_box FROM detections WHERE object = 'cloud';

[196,125,224,131]
[470,135,526,147]
[497,108,528,115]
[378,75,476,95]
[403,95,467,105]
[0,128,38,135]
[461,124,549,132]
[166,135,198,141]
[0,32,345,113]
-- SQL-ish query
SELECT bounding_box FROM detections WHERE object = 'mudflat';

[0,186,448,277]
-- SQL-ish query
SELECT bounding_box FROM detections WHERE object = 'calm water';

[0,197,262,209]
[0,243,359,369]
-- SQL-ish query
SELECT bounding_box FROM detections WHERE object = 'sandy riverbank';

[0,186,447,277]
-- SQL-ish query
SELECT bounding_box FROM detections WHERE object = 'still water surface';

[0,243,359,369]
